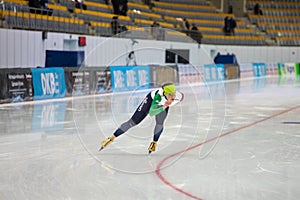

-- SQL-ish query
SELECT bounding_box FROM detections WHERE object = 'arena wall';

[1,28,299,69]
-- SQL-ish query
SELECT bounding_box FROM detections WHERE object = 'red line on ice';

[155,105,300,200]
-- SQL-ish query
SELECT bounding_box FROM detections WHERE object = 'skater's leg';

[113,118,137,137]
[148,108,169,153]
[100,94,152,151]
[148,108,169,154]
[153,107,169,141]
[101,110,146,150]
[113,93,152,137]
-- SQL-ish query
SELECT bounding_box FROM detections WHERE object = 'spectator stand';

[247,0,300,46]
[1,0,88,34]
[2,0,300,46]
[150,0,260,45]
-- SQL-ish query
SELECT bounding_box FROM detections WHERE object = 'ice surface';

[0,77,299,200]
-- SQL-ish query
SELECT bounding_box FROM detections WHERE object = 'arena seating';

[0,0,298,46]
[3,10,87,33]
[1,0,88,33]
[150,0,265,45]
[247,0,300,46]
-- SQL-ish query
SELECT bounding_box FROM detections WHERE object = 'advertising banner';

[110,66,150,92]
[64,67,111,96]
[266,63,278,76]
[239,63,253,79]
[64,67,79,96]
[204,64,240,82]
[224,64,240,80]
[278,63,300,77]
[0,72,5,102]
[252,63,266,77]
[66,68,91,96]
[91,67,111,94]
[178,64,203,84]
[150,65,179,87]
[31,67,66,100]
[204,64,225,82]
[0,69,33,103]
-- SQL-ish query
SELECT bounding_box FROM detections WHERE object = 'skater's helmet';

[162,83,176,95]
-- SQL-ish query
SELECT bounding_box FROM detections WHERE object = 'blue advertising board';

[252,63,266,77]
[31,68,66,100]
[204,64,225,82]
[110,66,150,92]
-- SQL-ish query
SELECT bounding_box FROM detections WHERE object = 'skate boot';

[99,136,114,151]
[148,141,157,154]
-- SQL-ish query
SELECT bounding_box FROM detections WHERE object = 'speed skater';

[99,83,183,154]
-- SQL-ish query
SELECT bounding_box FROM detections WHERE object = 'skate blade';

[99,146,104,151]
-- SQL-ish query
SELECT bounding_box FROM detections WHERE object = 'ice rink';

[0,76,299,200]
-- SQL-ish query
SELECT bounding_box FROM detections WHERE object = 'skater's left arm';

[149,94,173,116]
[149,94,165,116]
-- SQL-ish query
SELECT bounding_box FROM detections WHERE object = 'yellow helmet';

[162,83,176,95]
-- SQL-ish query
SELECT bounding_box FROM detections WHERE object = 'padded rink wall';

[0,62,298,104]
[177,62,281,84]
[0,65,178,104]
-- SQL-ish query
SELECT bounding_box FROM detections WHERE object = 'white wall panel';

[289,48,298,62]
[6,30,15,68]
[0,29,8,68]
[27,32,36,68]
[0,28,300,69]
[265,46,275,63]
[35,32,44,67]
[280,47,290,62]
[21,30,29,67]
[13,31,22,67]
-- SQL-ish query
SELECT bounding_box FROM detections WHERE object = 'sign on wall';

[204,64,225,82]
[6,69,33,102]
[31,68,66,100]
[110,66,150,92]
[252,63,266,77]
[278,63,300,77]
[0,69,33,103]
